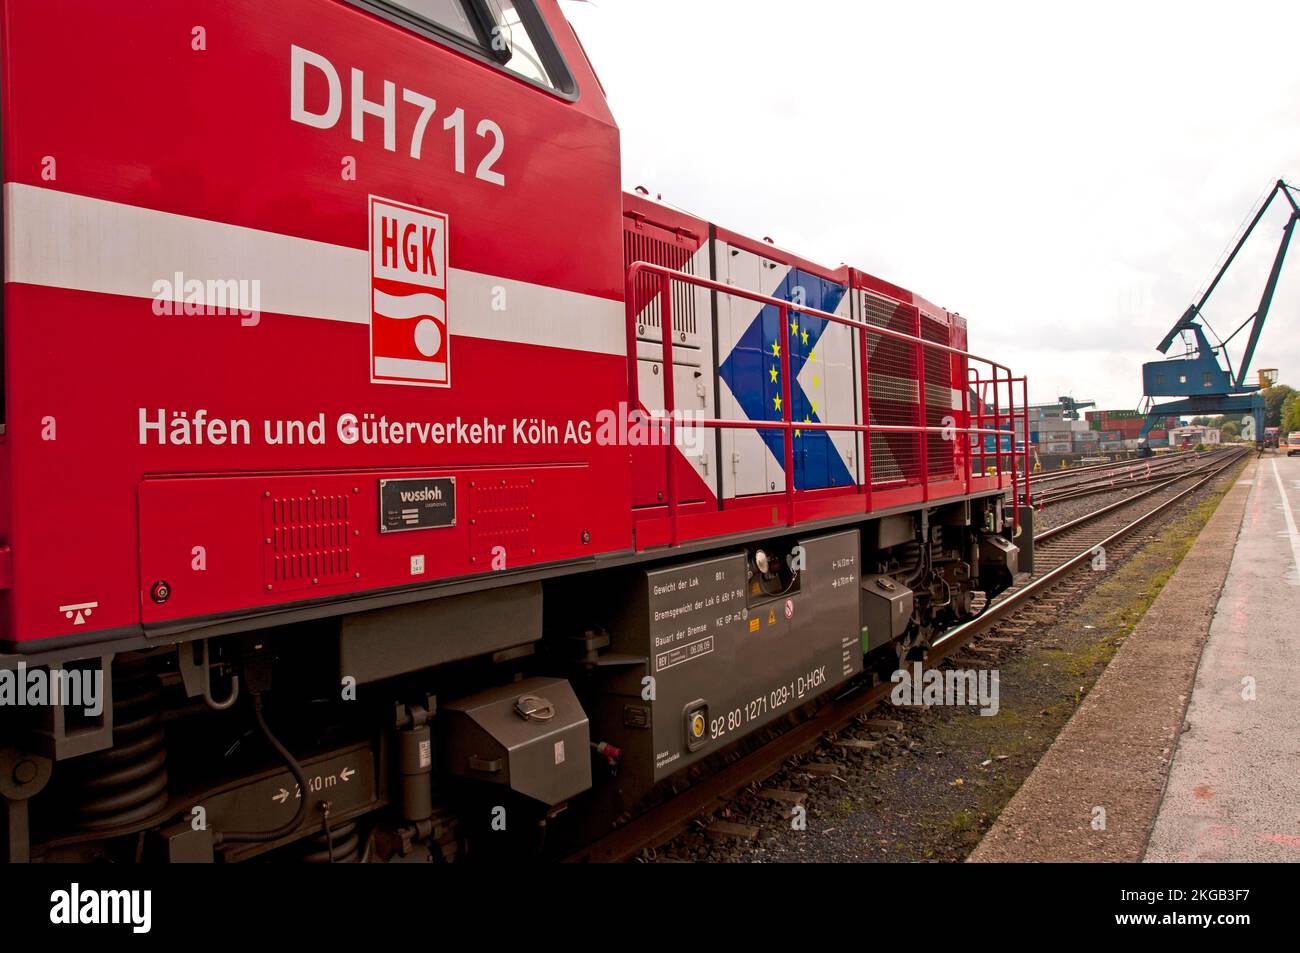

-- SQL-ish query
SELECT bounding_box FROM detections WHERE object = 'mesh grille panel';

[624,229,698,339]
[862,292,921,485]
[921,312,955,479]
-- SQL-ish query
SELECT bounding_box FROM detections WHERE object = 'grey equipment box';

[593,529,864,787]
[439,676,592,806]
[859,574,914,651]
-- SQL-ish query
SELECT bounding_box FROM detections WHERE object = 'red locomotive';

[0,0,1028,862]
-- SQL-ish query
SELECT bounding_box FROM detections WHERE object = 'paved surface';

[971,457,1253,862]
[1145,454,1300,861]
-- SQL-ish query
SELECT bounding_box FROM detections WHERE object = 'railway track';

[1003,447,1234,510]
[565,445,1250,862]
[1029,449,1232,507]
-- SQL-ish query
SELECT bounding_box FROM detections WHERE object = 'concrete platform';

[971,455,1254,862]
[1145,454,1300,861]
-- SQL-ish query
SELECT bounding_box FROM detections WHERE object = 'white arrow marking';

[272,787,290,804]
[339,767,356,783]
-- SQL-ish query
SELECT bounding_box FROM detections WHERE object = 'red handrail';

[914,307,929,504]
[625,261,1030,546]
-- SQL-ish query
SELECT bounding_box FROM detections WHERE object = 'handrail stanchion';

[993,366,1002,482]
[625,267,640,409]
[660,271,679,546]
[915,311,929,501]
[780,303,795,526]
[860,320,874,514]
[1021,377,1031,507]
[1005,364,1017,537]
[961,359,971,496]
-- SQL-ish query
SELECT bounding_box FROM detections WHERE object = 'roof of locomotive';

[712,223,849,285]
[622,190,960,327]
[622,189,707,244]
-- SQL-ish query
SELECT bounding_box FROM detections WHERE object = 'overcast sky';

[563,0,1300,412]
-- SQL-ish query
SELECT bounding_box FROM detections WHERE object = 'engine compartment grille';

[264,492,353,591]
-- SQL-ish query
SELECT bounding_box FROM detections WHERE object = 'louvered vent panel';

[921,312,956,478]
[264,493,351,592]
[469,479,532,566]
[862,292,921,486]
[624,229,698,340]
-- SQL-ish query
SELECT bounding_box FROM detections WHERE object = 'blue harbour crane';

[1138,179,1299,455]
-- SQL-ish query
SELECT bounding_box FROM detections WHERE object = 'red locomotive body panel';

[0,0,1023,653]
[621,191,717,513]
[1,0,628,645]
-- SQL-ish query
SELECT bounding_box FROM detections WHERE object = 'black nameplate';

[379,477,456,533]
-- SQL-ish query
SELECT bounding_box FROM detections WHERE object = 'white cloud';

[563,0,1300,410]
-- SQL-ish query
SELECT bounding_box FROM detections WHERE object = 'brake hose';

[213,692,310,846]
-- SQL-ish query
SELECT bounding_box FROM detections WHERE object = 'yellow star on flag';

[813,373,820,387]
[801,329,809,346]
[808,348,816,363]
[771,341,780,358]
[773,395,782,413]
[790,319,799,337]
[769,365,778,383]
[810,399,818,415]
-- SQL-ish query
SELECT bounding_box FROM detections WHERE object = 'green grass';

[947,809,977,835]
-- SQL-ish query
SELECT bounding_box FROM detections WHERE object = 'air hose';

[213,692,310,846]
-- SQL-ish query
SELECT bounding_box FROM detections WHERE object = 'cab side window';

[368,0,575,95]
[393,0,479,40]
[490,0,554,88]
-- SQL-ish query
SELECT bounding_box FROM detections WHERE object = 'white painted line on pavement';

[1271,458,1300,584]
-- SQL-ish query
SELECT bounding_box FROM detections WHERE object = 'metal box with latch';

[439,676,591,806]
[859,574,914,651]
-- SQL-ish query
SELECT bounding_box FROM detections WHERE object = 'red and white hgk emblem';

[369,196,450,387]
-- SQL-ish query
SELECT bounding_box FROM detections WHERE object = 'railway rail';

[982,448,1230,512]
[1028,448,1234,507]
[566,445,1249,862]
[1032,451,1177,485]
[1027,447,1223,489]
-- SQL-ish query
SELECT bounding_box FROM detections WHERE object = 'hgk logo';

[369,196,450,387]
